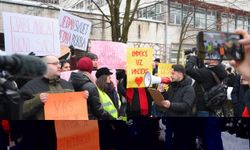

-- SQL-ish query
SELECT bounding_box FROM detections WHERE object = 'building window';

[206,10,216,30]
[147,5,156,20]
[138,8,147,18]
[247,17,250,33]
[195,8,206,29]
[137,2,164,21]
[228,15,236,32]
[31,0,59,4]
[182,5,194,26]
[170,50,178,63]
[221,14,228,32]
[169,3,182,25]
[236,16,244,29]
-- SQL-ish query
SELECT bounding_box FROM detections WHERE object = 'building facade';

[1,0,250,63]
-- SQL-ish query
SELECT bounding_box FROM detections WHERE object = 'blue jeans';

[197,111,210,117]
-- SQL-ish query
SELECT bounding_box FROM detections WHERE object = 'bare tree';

[92,0,140,43]
[175,0,240,64]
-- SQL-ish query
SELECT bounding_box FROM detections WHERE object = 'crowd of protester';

[1,29,250,149]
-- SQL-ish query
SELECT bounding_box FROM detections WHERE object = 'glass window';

[248,17,250,33]
[228,15,236,32]
[195,8,206,29]
[137,2,164,21]
[170,3,182,25]
[183,5,194,26]
[236,16,244,30]
[221,14,228,32]
[207,10,216,30]
[147,6,156,19]
[156,3,161,14]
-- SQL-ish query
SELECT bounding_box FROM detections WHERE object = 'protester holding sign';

[70,57,115,120]
[20,56,76,120]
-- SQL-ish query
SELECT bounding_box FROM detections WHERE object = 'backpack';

[202,71,228,111]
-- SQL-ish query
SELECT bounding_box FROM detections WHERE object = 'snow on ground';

[222,132,249,150]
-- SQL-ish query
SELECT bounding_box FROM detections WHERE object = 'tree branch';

[91,0,110,22]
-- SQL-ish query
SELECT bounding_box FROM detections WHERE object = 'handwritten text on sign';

[157,63,173,78]
[127,48,153,88]
[2,12,60,56]
[59,10,92,51]
[44,92,88,120]
[55,121,100,150]
[90,41,127,69]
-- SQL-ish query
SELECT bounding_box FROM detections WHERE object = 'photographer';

[185,54,227,116]
[185,54,226,150]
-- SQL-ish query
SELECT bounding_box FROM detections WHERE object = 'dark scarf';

[104,82,115,93]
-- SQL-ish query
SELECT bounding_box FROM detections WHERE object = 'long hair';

[96,75,115,92]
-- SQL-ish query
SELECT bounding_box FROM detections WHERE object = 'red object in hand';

[161,77,171,84]
[1,120,10,133]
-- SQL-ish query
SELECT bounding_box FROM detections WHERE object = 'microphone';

[0,54,47,78]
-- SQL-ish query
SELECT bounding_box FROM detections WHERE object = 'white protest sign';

[2,12,60,56]
[59,10,92,51]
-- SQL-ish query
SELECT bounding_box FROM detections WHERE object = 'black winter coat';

[70,72,114,120]
[162,76,195,116]
[231,75,249,117]
[185,56,228,111]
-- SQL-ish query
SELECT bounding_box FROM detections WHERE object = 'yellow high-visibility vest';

[97,88,118,119]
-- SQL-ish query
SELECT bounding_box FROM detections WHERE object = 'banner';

[55,121,100,150]
[90,41,126,69]
[44,92,88,120]
[59,10,92,51]
[2,12,60,56]
[157,63,173,78]
[127,48,153,88]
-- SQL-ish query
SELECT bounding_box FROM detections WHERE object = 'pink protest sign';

[90,41,126,69]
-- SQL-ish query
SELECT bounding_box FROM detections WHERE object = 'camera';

[197,31,244,60]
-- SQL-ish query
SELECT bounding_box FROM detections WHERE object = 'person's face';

[106,75,112,83]
[61,62,71,72]
[171,70,182,82]
[154,61,159,68]
[92,59,98,69]
[46,57,61,78]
